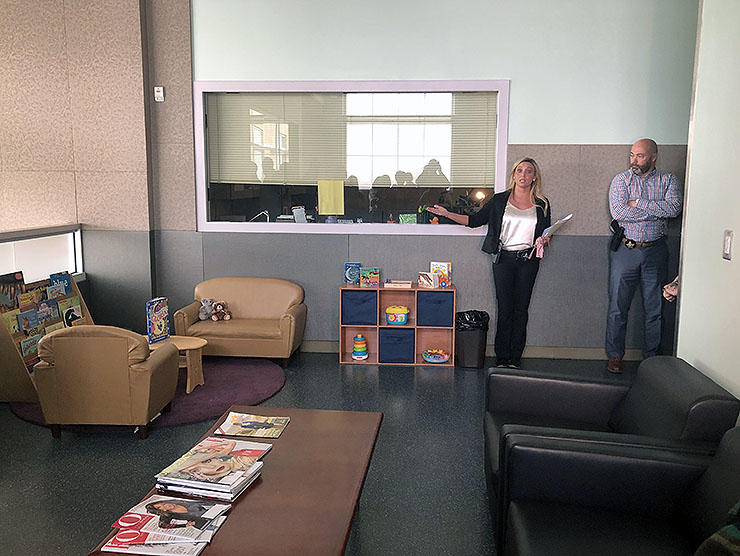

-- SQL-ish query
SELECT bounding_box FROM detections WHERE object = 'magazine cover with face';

[156,437,271,490]
[111,494,230,541]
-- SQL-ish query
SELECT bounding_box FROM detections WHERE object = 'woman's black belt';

[499,248,533,260]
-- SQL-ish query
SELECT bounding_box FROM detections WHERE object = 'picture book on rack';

[58,296,83,327]
[49,271,72,295]
[0,271,24,313]
[146,297,170,343]
[215,412,290,438]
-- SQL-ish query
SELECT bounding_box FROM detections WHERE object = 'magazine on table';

[156,437,271,491]
[101,517,226,554]
[214,411,290,438]
[112,495,230,542]
[157,468,262,502]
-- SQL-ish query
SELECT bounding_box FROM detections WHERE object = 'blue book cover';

[17,308,40,332]
[49,271,72,295]
[146,297,170,343]
[344,262,361,285]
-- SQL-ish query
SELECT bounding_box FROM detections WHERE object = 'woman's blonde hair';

[507,157,549,213]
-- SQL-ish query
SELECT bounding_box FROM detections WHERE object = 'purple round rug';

[10,356,285,430]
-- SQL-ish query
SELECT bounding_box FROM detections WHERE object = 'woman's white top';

[500,202,537,250]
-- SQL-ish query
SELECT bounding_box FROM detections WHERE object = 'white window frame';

[0,225,83,283]
[193,80,510,235]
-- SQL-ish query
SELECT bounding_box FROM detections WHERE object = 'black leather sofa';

[483,356,740,549]
[500,425,740,555]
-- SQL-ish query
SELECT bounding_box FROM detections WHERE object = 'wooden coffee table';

[149,335,208,393]
[89,405,383,556]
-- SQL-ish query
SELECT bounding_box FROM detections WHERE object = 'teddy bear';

[198,297,215,320]
[211,300,232,321]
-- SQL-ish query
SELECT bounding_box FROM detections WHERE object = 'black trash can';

[455,310,489,368]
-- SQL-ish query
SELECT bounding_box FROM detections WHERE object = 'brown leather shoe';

[607,357,623,373]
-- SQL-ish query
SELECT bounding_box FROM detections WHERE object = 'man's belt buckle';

[625,239,636,249]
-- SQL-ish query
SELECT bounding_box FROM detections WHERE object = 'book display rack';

[339,284,456,366]
[0,275,93,402]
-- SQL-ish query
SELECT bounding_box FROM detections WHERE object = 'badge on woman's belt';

[625,239,636,249]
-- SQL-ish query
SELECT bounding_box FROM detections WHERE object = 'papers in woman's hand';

[541,213,573,238]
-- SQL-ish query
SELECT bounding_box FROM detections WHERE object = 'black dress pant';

[492,253,540,364]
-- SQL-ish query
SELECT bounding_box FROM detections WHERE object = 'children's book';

[37,298,59,323]
[17,308,40,332]
[58,296,83,327]
[343,262,362,285]
[2,309,21,334]
[17,290,40,308]
[214,412,290,439]
[49,271,73,295]
[46,283,67,299]
[0,271,24,312]
[430,261,452,288]
[146,297,170,343]
[112,494,230,542]
[20,334,41,359]
[24,279,50,302]
[359,267,380,288]
[417,271,439,289]
[44,321,65,334]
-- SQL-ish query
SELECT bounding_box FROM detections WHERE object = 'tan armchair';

[33,325,179,439]
[174,277,307,365]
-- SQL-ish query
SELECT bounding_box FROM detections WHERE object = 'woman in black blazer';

[427,157,551,368]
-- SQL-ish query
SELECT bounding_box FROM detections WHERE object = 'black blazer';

[468,190,551,254]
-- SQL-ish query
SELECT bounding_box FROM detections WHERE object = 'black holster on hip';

[609,219,625,251]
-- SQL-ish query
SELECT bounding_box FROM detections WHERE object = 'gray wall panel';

[202,232,349,341]
[83,230,680,356]
[82,230,152,333]
[153,230,204,316]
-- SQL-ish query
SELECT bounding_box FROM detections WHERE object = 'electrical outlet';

[153,86,164,102]
[723,230,733,260]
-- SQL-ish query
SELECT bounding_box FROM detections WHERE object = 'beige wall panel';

[151,142,196,231]
[578,144,626,236]
[64,0,147,173]
[507,144,580,234]
[0,0,74,172]
[146,0,195,145]
[76,171,149,231]
[0,171,77,232]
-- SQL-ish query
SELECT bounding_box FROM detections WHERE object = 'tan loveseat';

[174,277,307,365]
[34,325,179,439]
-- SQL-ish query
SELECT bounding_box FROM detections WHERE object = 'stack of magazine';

[155,436,272,502]
[101,494,231,555]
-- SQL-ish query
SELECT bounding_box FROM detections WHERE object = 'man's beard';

[631,162,651,175]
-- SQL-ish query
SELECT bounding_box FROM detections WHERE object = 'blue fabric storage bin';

[378,328,415,363]
[341,290,377,325]
[417,291,454,327]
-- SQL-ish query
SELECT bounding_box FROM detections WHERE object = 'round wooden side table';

[149,335,208,394]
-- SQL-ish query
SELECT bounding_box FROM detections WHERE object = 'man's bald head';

[629,138,658,176]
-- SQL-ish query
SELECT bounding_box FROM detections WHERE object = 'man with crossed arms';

[606,138,682,373]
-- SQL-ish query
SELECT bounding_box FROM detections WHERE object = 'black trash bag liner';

[455,310,490,331]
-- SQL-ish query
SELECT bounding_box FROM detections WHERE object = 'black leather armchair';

[500,426,740,555]
[484,356,740,546]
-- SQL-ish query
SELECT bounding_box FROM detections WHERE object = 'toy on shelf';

[385,305,409,325]
[352,334,369,360]
[422,349,450,364]
[383,280,412,289]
